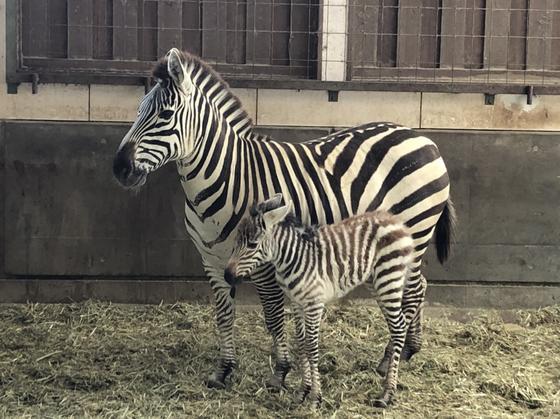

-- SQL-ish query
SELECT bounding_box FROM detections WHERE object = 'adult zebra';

[113,48,455,391]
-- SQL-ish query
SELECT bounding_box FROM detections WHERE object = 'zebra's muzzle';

[224,264,246,287]
[113,143,147,189]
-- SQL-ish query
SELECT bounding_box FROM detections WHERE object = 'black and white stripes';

[226,194,415,407]
[113,48,455,392]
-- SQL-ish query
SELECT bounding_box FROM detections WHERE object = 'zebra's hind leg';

[374,298,407,408]
[370,269,408,408]
[252,263,291,391]
[207,280,237,389]
[402,274,427,362]
[376,271,426,375]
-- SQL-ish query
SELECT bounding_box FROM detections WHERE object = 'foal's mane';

[282,214,318,241]
[151,51,254,130]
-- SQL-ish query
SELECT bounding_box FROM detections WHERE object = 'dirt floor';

[0,301,558,418]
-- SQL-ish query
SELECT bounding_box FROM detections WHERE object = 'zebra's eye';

[158,110,174,119]
[246,241,258,250]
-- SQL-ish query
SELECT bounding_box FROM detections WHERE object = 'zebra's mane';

[281,214,318,241]
[152,51,254,132]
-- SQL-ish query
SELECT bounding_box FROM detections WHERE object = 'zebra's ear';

[167,48,189,90]
[262,200,292,228]
[258,193,283,213]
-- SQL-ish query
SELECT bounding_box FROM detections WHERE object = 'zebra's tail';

[435,198,456,264]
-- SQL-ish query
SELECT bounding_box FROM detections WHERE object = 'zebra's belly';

[282,271,364,306]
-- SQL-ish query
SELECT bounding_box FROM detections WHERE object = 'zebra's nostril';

[113,154,132,180]
[113,143,136,181]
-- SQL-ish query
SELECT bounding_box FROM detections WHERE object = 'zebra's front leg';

[252,263,291,391]
[207,279,237,389]
[303,302,324,409]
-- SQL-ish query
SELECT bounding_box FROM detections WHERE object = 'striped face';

[113,49,188,189]
[224,194,292,283]
[225,216,268,282]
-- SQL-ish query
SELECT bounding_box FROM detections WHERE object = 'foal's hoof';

[266,375,287,392]
[206,373,226,389]
[309,393,322,409]
[401,344,421,362]
[373,398,389,408]
[373,392,394,408]
[376,358,389,377]
[266,362,290,392]
[297,385,311,404]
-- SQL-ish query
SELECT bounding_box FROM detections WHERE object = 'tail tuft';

[435,198,456,264]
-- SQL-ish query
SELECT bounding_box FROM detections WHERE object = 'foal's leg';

[374,293,407,408]
[376,271,425,376]
[295,308,312,402]
[303,302,325,408]
[251,263,291,390]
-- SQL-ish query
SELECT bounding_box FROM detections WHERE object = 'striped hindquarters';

[371,215,415,303]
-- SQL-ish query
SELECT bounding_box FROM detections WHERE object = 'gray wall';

[0,120,558,288]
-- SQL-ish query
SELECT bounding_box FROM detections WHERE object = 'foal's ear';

[262,199,292,227]
[258,193,284,213]
[167,48,190,91]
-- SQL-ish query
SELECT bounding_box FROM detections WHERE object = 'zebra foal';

[225,194,415,408]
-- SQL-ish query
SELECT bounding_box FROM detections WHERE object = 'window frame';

[5,0,560,96]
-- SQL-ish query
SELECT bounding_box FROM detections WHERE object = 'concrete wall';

[1,121,559,286]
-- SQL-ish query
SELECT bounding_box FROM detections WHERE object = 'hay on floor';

[0,301,558,418]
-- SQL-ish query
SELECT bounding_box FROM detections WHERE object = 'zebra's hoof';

[401,344,421,362]
[266,361,290,392]
[373,392,393,408]
[309,393,322,409]
[266,376,287,392]
[297,385,311,404]
[376,358,389,377]
[373,398,389,408]
[206,373,226,390]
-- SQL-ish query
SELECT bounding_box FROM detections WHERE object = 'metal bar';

[7,69,560,95]
[5,0,21,93]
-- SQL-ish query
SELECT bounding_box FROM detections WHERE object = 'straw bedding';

[0,301,558,418]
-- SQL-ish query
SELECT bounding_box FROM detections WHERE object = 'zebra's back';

[264,122,448,228]
[275,211,414,305]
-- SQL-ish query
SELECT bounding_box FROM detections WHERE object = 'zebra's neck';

[175,88,267,250]
[178,87,252,189]
[269,221,318,278]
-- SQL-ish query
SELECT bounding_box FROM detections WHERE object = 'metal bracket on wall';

[526,86,534,105]
[31,73,40,94]
[7,83,19,94]
[484,93,495,105]
[328,90,339,102]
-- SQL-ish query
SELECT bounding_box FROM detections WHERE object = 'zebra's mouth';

[113,166,147,190]
[121,169,147,190]
[113,144,149,190]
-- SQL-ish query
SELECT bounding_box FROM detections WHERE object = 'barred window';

[6,0,560,93]
[11,0,319,85]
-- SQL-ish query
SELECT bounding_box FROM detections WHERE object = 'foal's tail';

[434,198,457,264]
